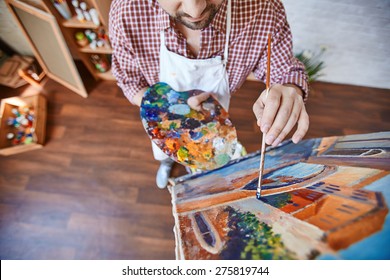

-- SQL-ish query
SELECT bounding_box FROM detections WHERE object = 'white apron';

[153,0,232,160]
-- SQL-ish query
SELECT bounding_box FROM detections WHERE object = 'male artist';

[109,0,309,189]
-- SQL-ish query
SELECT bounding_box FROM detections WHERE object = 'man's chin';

[177,18,210,30]
[173,3,222,30]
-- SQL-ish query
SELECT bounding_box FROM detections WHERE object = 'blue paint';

[167,89,180,103]
[141,106,161,122]
[166,130,181,139]
[175,138,323,183]
[168,104,191,115]
[244,163,326,190]
[190,131,203,140]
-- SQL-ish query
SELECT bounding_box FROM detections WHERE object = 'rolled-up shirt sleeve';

[253,1,309,101]
[109,3,149,105]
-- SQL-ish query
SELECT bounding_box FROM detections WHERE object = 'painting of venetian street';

[170,132,390,260]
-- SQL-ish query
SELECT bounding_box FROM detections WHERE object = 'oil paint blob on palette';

[140,83,238,170]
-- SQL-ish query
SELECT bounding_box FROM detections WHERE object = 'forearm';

[109,16,149,107]
[278,57,309,101]
[132,87,149,107]
[253,2,309,101]
[111,54,149,106]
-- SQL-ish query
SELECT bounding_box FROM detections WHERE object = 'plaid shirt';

[109,0,308,105]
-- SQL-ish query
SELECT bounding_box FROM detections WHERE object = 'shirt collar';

[155,0,228,34]
[149,0,170,31]
[210,0,228,34]
[158,8,171,31]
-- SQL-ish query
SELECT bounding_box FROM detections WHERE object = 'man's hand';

[253,84,309,147]
[133,87,149,107]
[187,92,216,111]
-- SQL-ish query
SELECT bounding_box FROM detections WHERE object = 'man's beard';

[174,2,222,30]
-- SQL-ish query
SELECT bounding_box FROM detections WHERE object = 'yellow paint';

[160,119,181,130]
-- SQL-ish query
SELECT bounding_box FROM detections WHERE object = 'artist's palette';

[140,82,238,170]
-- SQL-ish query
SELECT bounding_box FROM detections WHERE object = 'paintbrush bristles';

[256,88,269,199]
[256,133,267,199]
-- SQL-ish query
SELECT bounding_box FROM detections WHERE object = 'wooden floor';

[0,73,389,259]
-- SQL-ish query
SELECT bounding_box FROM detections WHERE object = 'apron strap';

[160,30,165,48]
[223,0,232,66]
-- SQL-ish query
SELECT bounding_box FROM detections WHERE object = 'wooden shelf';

[40,0,114,82]
[62,16,98,29]
[80,45,112,54]
[96,69,116,81]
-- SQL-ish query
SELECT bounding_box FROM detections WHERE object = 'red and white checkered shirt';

[109,0,308,105]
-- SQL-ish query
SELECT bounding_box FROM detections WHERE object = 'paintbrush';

[256,33,272,200]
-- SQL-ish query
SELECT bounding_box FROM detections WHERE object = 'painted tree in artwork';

[221,207,296,260]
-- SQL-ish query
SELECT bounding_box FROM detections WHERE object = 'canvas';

[170,132,390,260]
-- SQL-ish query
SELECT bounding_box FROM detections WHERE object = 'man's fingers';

[260,89,281,133]
[265,93,295,145]
[252,84,309,146]
[292,106,309,143]
[252,93,266,127]
[270,100,301,146]
[187,92,213,111]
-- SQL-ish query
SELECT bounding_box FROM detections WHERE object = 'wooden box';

[0,93,47,156]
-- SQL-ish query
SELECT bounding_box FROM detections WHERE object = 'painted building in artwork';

[175,171,388,258]
[262,183,388,250]
[172,132,390,259]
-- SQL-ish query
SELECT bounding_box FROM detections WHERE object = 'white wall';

[283,0,390,89]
